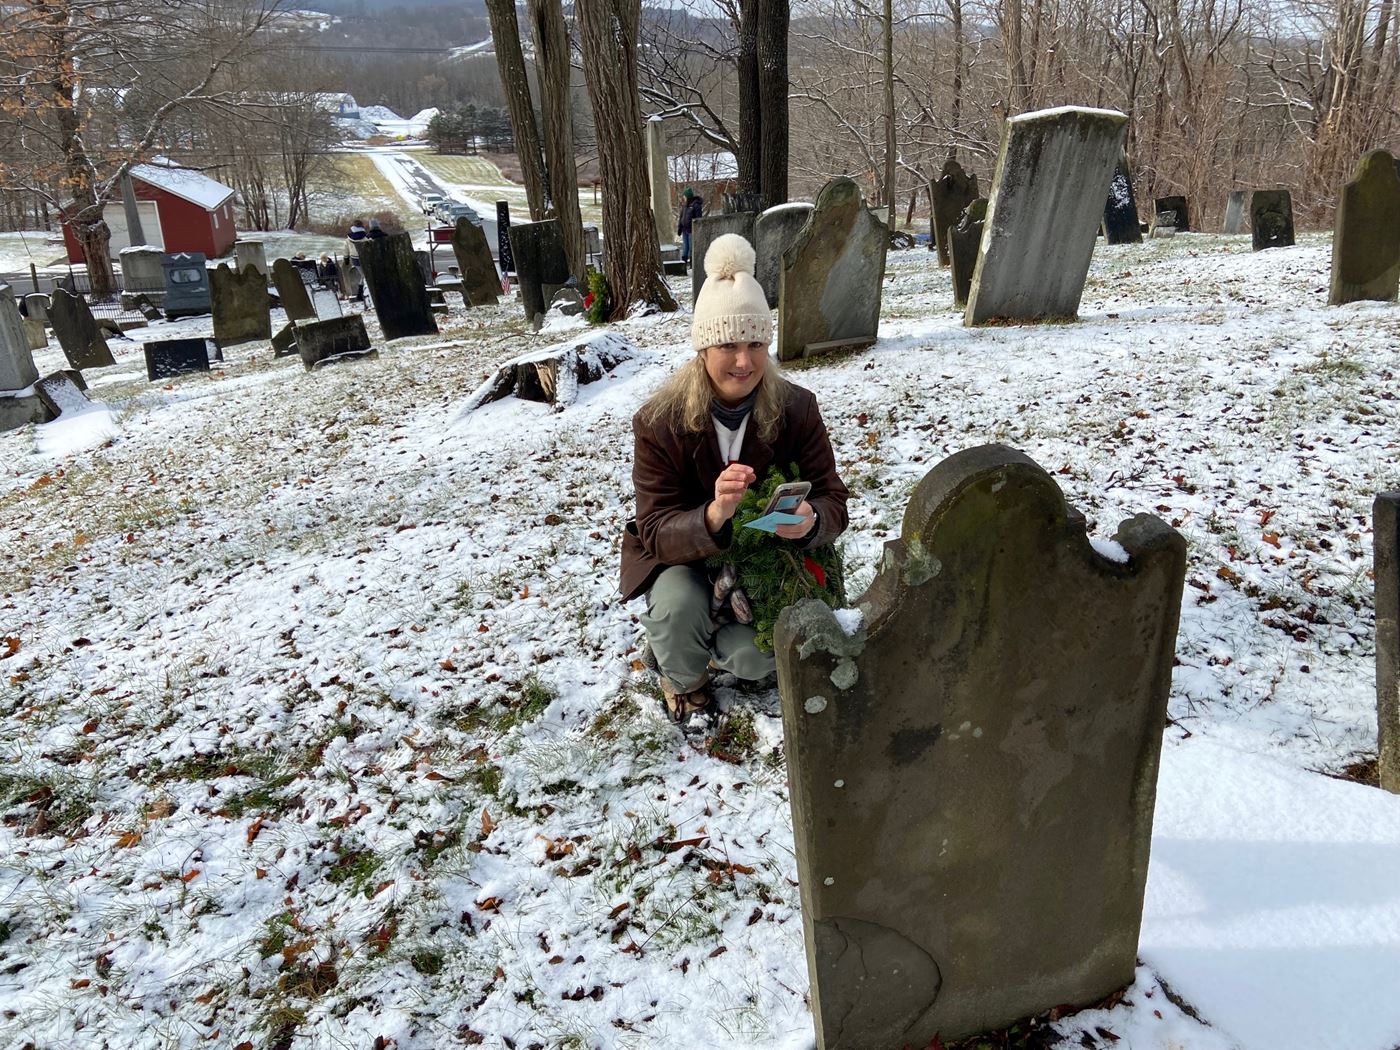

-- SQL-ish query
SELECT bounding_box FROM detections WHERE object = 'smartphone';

[761,481,811,516]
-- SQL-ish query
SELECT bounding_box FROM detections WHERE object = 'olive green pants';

[640,564,775,692]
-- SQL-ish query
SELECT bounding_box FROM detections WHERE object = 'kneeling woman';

[619,234,849,722]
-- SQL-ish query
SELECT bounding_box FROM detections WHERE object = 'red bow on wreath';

[803,555,827,588]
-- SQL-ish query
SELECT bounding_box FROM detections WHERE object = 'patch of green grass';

[495,672,556,731]
[325,844,381,897]
[707,709,760,763]
[410,947,445,975]
[258,910,299,958]
[0,769,96,835]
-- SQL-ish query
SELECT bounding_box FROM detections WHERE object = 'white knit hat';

[691,233,773,353]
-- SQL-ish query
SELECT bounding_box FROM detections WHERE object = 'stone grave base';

[0,369,87,431]
[272,323,298,358]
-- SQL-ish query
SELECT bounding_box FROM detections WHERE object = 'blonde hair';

[639,353,791,443]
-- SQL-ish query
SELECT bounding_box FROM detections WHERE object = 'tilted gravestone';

[161,252,211,319]
[0,284,40,391]
[965,106,1127,327]
[451,217,501,307]
[234,239,268,277]
[496,201,515,276]
[357,231,438,340]
[777,179,886,361]
[311,287,341,319]
[1378,493,1400,794]
[691,214,756,302]
[272,258,315,322]
[950,198,988,308]
[1101,155,1142,245]
[1223,190,1246,234]
[49,288,117,370]
[1250,189,1295,250]
[143,338,214,382]
[33,370,89,420]
[462,330,638,414]
[930,158,980,265]
[511,219,570,324]
[24,293,50,327]
[1329,150,1400,305]
[296,314,376,371]
[774,444,1187,1048]
[755,203,814,308]
[1153,195,1189,232]
[210,263,272,347]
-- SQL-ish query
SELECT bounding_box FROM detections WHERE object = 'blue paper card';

[743,511,806,533]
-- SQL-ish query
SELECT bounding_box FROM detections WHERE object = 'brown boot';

[660,673,713,725]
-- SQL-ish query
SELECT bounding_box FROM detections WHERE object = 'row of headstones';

[771,444,1400,1049]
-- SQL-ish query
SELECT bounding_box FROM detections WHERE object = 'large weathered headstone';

[296,315,376,371]
[356,231,438,340]
[162,252,211,318]
[511,219,570,324]
[777,180,887,361]
[143,338,214,381]
[49,288,117,370]
[23,317,46,351]
[965,107,1127,327]
[1101,156,1142,245]
[647,117,672,246]
[496,201,515,275]
[1153,195,1189,232]
[234,239,268,277]
[755,203,814,308]
[0,285,40,391]
[774,444,1186,1048]
[1379,494,1400,794]
[451,217,501,307]
[1223,190,1246,234]
[930,159,980,265]
[24,294,50,327]
[1250,189,1295,250]
[950,198,988,308]
[1329,151,1400,305]
[120,246,165,294]
[691,213,756,302]
[272,258,315,322]
[210,263,272,347]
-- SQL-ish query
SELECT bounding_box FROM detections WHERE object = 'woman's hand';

[705,463,756,534]
[774,500,816,540]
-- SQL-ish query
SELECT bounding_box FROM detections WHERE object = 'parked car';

[420,192,446,214]
[437,203,481,226]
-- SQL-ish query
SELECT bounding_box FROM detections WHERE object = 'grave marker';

[647,117,671,246]
[496,201,515,275]
[1379,494,1400,794]
[1101,155,1142,245]
[234,239,268,277]
[311,287,342,319]
[24,294,50,327]
[451,217,501,306]
[1329,151,1400,305]
[120,246,165,293]
[34,370,89,420]
[1223,190,1246,234]
[161,253,211,318]
[143,338,215,381]
[356,232,438,340]
[23,317,45,351]
[755,203,814,308]
[930,159,980,264]
[691,214,756,302]
[950,198,988,308]
[0,284,40,391]
[296,315,376,371]
[49,288,117,369]
[511,219,571,324]
[210,263,272,347]
[1153,195,1190,232]
[272,258,315,322]
[1250,190,1295,250]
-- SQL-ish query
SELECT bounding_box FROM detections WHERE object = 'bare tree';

[484,0,550,220]
[527,0,587,282]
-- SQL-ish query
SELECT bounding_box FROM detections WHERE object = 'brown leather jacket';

[620,382,850,602]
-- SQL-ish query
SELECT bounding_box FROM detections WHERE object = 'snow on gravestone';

[209,263,271,348]
[1329,150,1400,306]
[450,217,501,308]
[930,158,980,265]
[461,331,638,414]
[48,288,116,370]
[0,284,39,391]
[1101,154,1142,245]
[755,202,813,308]
[33,370,90,420]
[311,286,341,320]
[1378,493,1400,795]
[272,258,316,323]
[773,444,1187,1049]
[776,179,887,362]
[965,106,1127,326]
[357,232,438,341]
[690,213,755,303]
[1250,189,1295,251]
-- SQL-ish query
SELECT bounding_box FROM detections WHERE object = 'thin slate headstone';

[755,203,814,308]
[775,444,1186,1048]
[1250,190,1295,250]
[24,294,50,327]
[1329,151,1400,305]
[1153,195,1189,232]
[777,179,887,362]
[965,106,1127,326]
[234,240,268,277]
[930,158,980,264]
[272,258,315,322]
[0,284,40,391]
[691,214,756,301]
[48,288,116,370]
[23,317,46,351]
[356,231,438,340]
[33,370,89,420]
[451,217,501,306]
[162,253,210,318]
[1223,190,1246,234]
[1378,493,1400,794]
[209,263,272,347]
[311,287,342,319]
[496,201,515,275]
[272,322,298,358]
[295,315,375,371]
[950,198,988,308]
[511,219,570,324]
[143,338,214,381]
[1101,156,1142,244]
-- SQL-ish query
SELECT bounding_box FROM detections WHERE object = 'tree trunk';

[485,0,550,220]
[756,0,789,206]
[882,0,896,213]
[737,0,762,197]
[576,0,677,318]
[948,0,964,161]
[528,0,587,283]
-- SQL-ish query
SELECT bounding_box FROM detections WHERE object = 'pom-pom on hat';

[691,233,773,353]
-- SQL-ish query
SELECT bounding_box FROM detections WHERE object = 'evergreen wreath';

[708,465,846,652]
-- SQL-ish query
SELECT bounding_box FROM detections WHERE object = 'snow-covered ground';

[0,230,68,272]
[2,233,1399,1050]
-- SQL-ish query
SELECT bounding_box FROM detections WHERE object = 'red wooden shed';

[61,160,237,263]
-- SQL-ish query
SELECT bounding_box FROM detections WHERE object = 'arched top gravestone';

[754,202,813,307]
[49,288,115,370]
[1329,150,1400,306]
[357,231,438,341]
[1101,155,1141,245]
[774,444,1187,1049]
[209,263,272,348]
[1250,189,1295,251]
[930,158,979,265]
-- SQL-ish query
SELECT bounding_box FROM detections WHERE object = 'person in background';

[677,188,704,266]
[367,218,387,240]
[348,220,367,241]
[319,254,341,297]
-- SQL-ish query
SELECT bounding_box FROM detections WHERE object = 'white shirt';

[714,413,749,464]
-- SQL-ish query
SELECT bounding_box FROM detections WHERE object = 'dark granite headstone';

[1250,190,1295,250]
[930,159,980,265]
[451,217,501,307]
[129,294,163,321]
[48,288,116,369]
[272,258,315,322]
[161,252,211,318]
[1153,195,1189,232]
[496,201,514,275]
[210,263,272,347]
[356,232,438,340]
[1378,493,1400,794]
[950,198,988,307]
[511,219,570,323]
[1101,156,1142,244]
[296,315,375,371]
[1330,151,1400,305]
[775,444,1186,1047]
[143,338,214,381]
[691,214,756,301]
